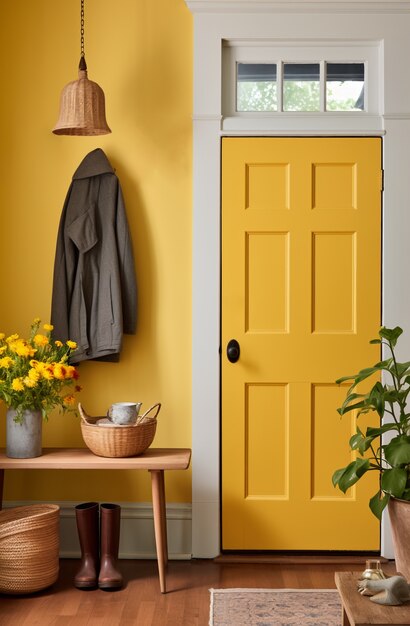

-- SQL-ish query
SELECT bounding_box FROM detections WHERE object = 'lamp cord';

[80,0,85,60]
[78,0,87,71]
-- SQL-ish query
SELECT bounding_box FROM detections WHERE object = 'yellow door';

[221,137,382,550]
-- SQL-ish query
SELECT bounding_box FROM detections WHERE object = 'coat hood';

[72,148,115,180]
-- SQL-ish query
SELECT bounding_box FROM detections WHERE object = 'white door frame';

[186,0,410,558]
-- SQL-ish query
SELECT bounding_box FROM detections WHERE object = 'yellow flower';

[15,342,30,357]
[33,317,41,324]
[65,365,77,379]
[66,340,77,350]
[8,341,18,354]
[43,324,54,332]
[13,339,35,358]
[28,368,40,383]
[34,334,49,347]
[53,364,67,380]
[54,340,63,347]
[41,365,54,380]
[0,333,5,340]
[6,334,19,343]
[0,356,13,369]
[0,346,7,355]
[63,394,75,406]
[11,377,24,391]
[33,361,52,379]
[23,376,37,388]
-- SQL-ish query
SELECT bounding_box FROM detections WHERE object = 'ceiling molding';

[185,1,410,14]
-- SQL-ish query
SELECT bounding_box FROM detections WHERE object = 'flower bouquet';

[0,318,80,423]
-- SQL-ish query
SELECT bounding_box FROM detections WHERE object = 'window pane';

[326,63,365,111]
[237,63,277,112]
[283,63,320,112]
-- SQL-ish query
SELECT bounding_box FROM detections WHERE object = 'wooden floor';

[0,558,396,625]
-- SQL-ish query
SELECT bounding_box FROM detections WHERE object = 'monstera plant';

[332,326,410,520]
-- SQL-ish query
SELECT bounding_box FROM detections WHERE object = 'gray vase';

[6,408,43,458]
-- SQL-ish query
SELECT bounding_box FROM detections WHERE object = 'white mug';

[107,402,142,425]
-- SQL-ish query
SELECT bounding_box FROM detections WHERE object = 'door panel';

[221,137,382,550]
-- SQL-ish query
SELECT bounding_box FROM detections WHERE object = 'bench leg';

[157,471,168,567]
[342,606,351,626]
[150,469,168,593]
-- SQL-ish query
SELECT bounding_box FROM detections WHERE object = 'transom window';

[236,61,365,113]
[222,42,379,119]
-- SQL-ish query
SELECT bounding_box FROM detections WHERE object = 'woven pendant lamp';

[52,0,111,136]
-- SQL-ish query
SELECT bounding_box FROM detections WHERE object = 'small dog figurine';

[358,575,410,605]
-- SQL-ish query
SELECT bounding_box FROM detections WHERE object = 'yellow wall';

[0,1,192,503]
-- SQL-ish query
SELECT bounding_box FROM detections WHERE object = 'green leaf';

[336,458,370,493]
[337,393,365,414]
[383,388,406,403]
[384,435,410,466]
[394,361,410,378]
[349,429,375,455]
[373,358,394,371]
[366,423,399,437]
[368,382,385,417]
[369,339,381,344]
[332,467,346,487]
[381,468,407,497]
[342,392,365,404]
[349,431,364,450]
[371,381,385,393]
[336,374,358,385]
[369,491,390,520]
[379,326,403,348]
[336,365,382,387]
[337,401,366,416]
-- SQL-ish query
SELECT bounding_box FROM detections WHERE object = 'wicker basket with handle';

[0,504,60,594]
[79,402,161,458]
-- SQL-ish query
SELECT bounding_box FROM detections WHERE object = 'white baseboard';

[3,500,192,560]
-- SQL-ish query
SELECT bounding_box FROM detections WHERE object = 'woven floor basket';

[0,504,60,594]
[79,403,159,458]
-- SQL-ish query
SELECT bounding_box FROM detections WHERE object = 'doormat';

[209,588,341,626]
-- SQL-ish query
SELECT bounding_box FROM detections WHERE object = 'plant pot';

[388,497,410,581]
[6,408,42,458]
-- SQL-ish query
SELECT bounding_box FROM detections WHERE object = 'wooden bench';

[335,572,410,625]
[0,447,192,593]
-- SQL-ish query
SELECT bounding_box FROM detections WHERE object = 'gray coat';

[51,148,137,363]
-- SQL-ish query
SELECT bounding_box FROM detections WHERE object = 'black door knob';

[227,339,240,363]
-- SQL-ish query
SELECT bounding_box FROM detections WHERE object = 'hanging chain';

[80,0,85,59]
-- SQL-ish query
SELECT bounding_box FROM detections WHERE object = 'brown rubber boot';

[98,503,123,589]
[74,502,99,589]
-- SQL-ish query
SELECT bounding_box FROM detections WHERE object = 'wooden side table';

[0,447,191,593]
[335,572,410,625]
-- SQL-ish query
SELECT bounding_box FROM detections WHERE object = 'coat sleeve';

[115,182,137,334]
